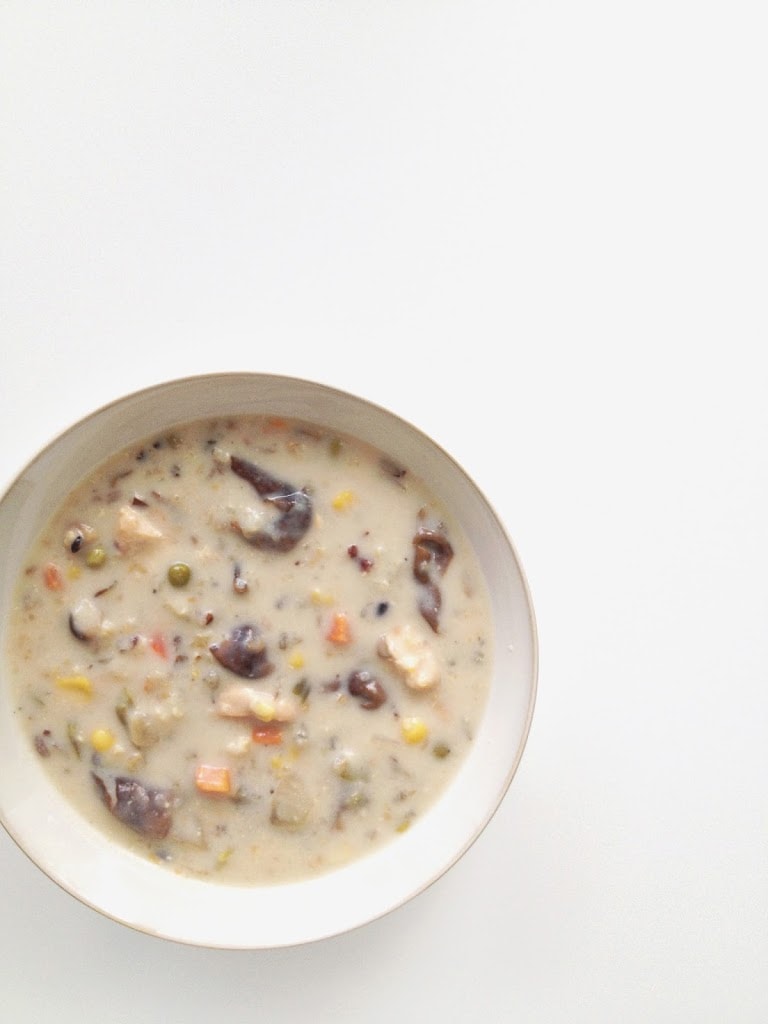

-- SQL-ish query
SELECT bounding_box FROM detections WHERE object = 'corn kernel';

[66,564,82,580]
[90,728,115,752]
[55,674,93,697]
[401,717,428,745]
[331,489,355,511]
[396,818,412,833]
[251,698,275,722]
[310,588,335,606]
[288,651,305,670]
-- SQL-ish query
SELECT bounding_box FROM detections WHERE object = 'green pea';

[86,546,107,568]
[168,562,191,587]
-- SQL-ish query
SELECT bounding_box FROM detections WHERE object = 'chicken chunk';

[114,505,164,550]
[215,684,299,723]
[377,623,440,690]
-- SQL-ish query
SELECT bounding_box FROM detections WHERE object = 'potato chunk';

[270,774,311,828]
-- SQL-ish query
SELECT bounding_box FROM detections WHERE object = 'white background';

[1,3,766,1021]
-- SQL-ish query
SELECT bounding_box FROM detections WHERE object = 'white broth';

[7,415,493,885]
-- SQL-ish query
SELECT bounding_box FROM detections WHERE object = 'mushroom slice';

[347,669,387,709]
[412,526,453,633]
[92,770,173,839]
[229,455,312,553]
[210,623,273,679]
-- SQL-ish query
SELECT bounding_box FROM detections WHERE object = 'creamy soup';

[7,415,493,885]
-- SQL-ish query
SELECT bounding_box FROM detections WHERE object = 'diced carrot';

[251,721,283,745]
[194,764,232,795]
[326,610,352,646]
[265,416,287,431]
[149,632,169,658]
[43,562,63,591]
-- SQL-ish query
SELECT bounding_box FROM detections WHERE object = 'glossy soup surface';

[8,415,493,885]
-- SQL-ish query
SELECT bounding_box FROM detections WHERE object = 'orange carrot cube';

[326,610,352,645]
[194,764,232,795]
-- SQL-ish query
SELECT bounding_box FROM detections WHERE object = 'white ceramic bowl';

[0,373,537,949]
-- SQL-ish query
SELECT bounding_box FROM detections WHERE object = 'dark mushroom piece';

[412,527,454,633]
[230,455,313,553]
[347,669,387,710]
[210,623,273,679]
[417,582,442,635]
[413,527,454,583]
[92,770,173,839]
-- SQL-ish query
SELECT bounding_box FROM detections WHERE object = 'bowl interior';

[0,373,537,949]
